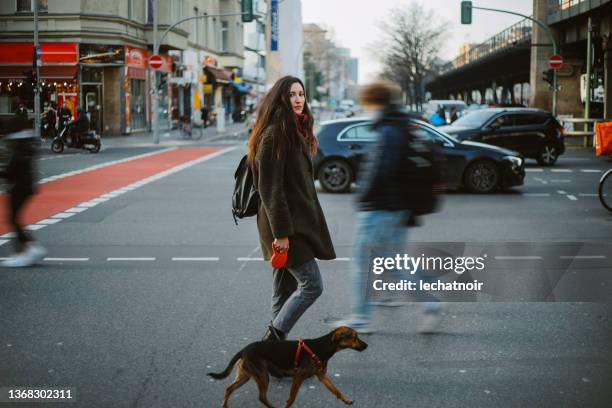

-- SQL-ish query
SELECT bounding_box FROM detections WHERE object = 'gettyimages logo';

[372,254,487,275]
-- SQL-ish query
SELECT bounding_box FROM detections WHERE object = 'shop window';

[16,0,47,12]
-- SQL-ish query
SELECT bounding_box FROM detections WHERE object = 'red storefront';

[0,42,78,123]
[125,46,148,133]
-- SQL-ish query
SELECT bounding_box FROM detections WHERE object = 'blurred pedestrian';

[0,117,47,268]
[450,105,458,123]
[200,105,209,129]
[247,76,336,341]
[15,102,29,129]
[430,105,446,126]
[59,101,72,134]
[332,80,442,334]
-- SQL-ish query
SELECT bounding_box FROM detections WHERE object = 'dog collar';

[294,338,323,369]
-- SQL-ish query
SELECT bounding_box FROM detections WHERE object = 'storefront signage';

[125,47,148,69]
[271,0,279,51]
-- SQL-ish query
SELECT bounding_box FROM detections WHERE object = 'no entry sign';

[149,54,164,70]
[548,55,563,69]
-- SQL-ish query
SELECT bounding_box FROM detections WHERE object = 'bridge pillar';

[529,0,555,111]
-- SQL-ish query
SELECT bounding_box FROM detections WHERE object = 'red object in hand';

[271,243,288,269]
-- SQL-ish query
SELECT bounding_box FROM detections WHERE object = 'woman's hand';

[273,237,290,252]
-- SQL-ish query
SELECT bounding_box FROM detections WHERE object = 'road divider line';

[44,258,90,262]
[578,193,599,197]
[550,169,572,173]
[50,212,77,219]
[25,225,46,231]
[524,193,551,197]
[557,190,567,194]
[560,255,606,259]
[567,195,578,201]
[237,257,264,261]
[0,240,8,246]
[107,257,156,261]
[550,180,571,183]
[525,169,544,172]
[580,169,602,173]
[172,257,220,261]
[36,219,62,225]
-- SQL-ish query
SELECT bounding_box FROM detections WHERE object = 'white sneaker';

[328,317,374,334]
[24,243,47,264]
[1,252,33,268]
[418,312,442,334]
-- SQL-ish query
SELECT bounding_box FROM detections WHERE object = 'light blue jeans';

[271,259,323,334]
[352,210,440,321]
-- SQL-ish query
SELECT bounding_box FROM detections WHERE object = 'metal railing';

[442,17,532,74]
[557,117,606,147]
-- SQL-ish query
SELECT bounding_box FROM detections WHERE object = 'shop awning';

[0,65,78,80]
[230,81,251,93]
[204,65,233,84]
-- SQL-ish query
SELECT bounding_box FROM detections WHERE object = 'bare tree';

[375,1,447,110]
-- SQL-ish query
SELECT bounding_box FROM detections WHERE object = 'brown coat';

[254,125,336,268]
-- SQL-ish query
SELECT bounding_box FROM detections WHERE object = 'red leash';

[294,338,323,369]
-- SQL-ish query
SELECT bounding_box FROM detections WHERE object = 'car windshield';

[451,110,494,128]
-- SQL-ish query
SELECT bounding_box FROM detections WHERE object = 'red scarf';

[295,113,317,156]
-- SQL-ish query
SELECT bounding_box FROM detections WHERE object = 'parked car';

[438,108,565,165]
[313,117,525,194]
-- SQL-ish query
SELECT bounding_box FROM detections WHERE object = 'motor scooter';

[51,125,101,154]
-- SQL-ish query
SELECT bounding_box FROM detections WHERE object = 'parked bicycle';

[179,116,203,141]
[599,168,612,212]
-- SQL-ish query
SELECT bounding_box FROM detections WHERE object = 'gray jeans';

[271,258,323,334]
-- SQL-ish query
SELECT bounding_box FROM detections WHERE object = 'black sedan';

[438,108,565,166]
[313,117,525,194]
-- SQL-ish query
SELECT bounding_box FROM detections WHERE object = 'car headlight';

[503,155,523,169]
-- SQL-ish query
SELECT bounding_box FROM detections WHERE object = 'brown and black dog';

[207,326,368,408]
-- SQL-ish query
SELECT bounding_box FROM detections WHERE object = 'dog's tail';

[207,351,242,380]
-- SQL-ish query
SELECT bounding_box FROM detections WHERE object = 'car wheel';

[464,160,499,193]
[318,159,353,193]
[51,139,64,154]
[536,143,558,166]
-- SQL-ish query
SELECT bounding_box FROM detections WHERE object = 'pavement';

[0,138,610,407]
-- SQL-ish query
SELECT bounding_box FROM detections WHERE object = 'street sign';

[149,54,164,70]
[548,55,563,69]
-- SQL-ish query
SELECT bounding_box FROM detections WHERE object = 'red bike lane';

[0,147,223,236]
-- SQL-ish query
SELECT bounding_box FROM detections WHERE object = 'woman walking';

[247,76,335,341]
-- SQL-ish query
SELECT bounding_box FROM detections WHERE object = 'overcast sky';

[302,0,533,83]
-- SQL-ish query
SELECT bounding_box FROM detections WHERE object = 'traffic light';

[542,69,554,86]
[241,0,254,23]
[461,1,472,24]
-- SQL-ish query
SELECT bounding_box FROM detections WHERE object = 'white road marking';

[172,257,220,261]
[107,257,156,261]
[557,190,567,194]
[550,169,572,173]
[65,207,88,213]
[578,193,599,197]
[0,240,8,246]
[580,169,602,173]
[25,225,46,231]
[494,256,542,260]
[525,169,544,172]
[78,202,99,208]
[334,258,351,261]
[1,233,15,238]
[567,195,578,201]
[524,193,551,197]
[550,180,571,183]
[50,212,77,219]
[560,255,606,259]
[44,258,90,262]
[36,218,63,225]
[237,257,264,261]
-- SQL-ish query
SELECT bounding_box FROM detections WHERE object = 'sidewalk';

[93,122,249,148]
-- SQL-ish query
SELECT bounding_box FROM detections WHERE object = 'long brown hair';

[247,76,316,164]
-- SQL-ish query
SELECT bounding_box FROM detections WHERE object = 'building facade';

[0,0,245,134]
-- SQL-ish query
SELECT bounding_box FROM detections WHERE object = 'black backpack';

[399,124,440,216]
[232,155,259,224]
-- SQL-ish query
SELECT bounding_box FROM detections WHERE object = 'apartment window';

[221,21,229,52]
[127,0,133,20]
[172,0,182,22]
[16,0,47,12]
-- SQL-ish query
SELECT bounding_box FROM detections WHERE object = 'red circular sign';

[548,55,563,69]
[149,54,164,70]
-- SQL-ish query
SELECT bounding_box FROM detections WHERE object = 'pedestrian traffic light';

[461,1,472,24]
[542,69,554,86]
[241,0,254,23]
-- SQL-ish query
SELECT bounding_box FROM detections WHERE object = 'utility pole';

[585,17,593,128]
[33,0,41,139]
[152,0,159,144]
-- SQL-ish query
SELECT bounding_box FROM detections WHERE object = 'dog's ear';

[331,326,352,343]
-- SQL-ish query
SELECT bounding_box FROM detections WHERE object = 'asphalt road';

[0,142,610,408]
